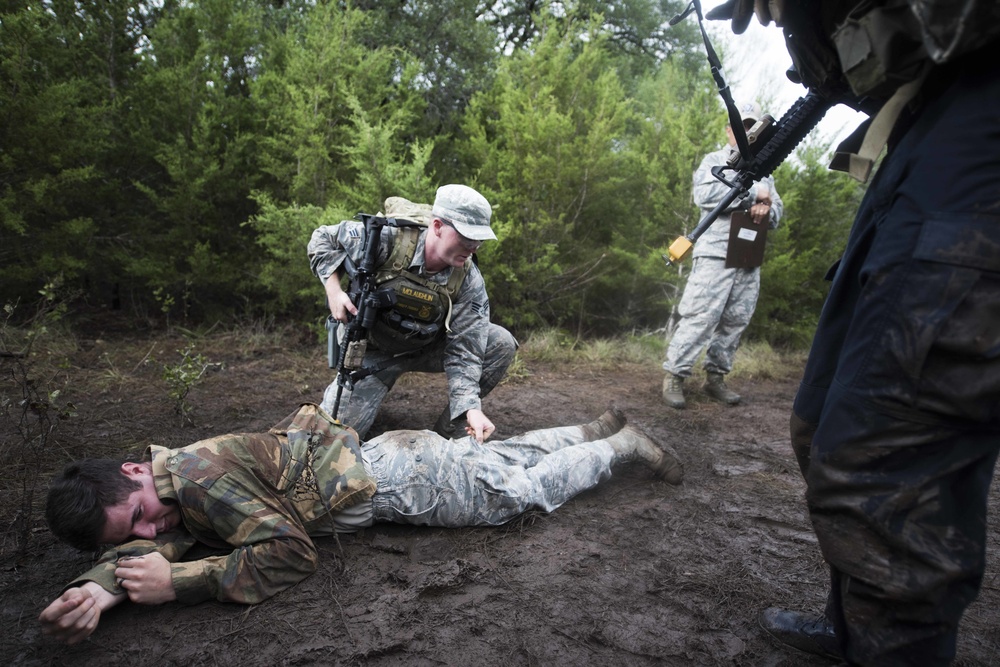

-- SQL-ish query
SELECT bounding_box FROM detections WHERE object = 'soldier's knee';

[486,325,518,366]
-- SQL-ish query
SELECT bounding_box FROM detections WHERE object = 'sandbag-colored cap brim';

[432,184,497,241]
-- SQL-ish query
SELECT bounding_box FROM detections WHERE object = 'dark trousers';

[792,51,1000,666]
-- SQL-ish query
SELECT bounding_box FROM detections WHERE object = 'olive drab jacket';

[67,404,376,605]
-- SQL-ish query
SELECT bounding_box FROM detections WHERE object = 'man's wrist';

[80,581,125,609]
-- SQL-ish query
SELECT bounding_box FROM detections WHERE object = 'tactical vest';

[366,198,470,355]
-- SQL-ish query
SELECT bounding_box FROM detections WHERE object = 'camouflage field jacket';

[67,404,376,605]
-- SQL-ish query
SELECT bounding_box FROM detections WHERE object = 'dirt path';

[2,332,998,666]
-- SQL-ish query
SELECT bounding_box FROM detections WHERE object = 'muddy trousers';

[792,52,1000,666]
[662,257,759,377]
[363,424,615,527]
[321,323,516,438]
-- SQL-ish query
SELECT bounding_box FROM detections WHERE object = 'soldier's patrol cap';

[432,184,496,242]
[738,101,762,124]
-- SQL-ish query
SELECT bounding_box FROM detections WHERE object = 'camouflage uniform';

[365,424,617,527]
[65,405,627,605]
[309,221,515,437]
[695,1,1000,663]
[663,146,782,377]
[66,404,376,605]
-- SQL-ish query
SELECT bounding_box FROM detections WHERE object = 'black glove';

[706,0,778,34]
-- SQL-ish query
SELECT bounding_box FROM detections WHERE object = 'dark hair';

[45,459,141,551]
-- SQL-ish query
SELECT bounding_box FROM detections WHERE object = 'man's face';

[100,463,182,544]
[726,119,756,146]
[430,219,482,269]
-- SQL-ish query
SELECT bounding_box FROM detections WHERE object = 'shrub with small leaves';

[162,344,216,425]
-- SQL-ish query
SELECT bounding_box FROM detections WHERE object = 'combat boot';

[606,425,685,485]
[433,408,461,439]
[704,372,740,405]
[581,406,628,441]
[662,374,686,409]
[760,608,841,660]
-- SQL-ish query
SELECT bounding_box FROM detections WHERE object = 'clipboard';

[725,210,768,269]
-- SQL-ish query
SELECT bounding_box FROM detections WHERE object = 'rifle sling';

[829,73,927,182]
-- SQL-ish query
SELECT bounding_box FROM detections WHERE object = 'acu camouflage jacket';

[67,404,376,605]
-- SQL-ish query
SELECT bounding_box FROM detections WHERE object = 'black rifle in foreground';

[663,91,832,266]
[327,213,397,421]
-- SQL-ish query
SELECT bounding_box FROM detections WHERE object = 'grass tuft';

[515,328,807,381]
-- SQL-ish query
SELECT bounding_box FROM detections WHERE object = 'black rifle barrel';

[744,91,830,179]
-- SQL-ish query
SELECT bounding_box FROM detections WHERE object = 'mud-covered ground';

[2,325,998,666]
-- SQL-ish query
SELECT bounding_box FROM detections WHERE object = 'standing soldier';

[705,1,1000,663]
[662,102,783,409]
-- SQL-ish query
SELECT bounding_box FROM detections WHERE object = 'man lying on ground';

[38,403,683,644]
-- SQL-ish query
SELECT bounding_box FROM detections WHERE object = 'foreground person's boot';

[607,425,684,485]
[704,372,741,405]
[760,607,841,660]
[662,374,686,409]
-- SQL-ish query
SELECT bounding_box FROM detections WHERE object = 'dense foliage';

[1,0,863,345]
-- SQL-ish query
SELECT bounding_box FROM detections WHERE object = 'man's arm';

[39,581,126,645]
[63,530,198,595]
[38,530,198,643]
[39,550,178,645]
[440,265,494,441]
[307,220,367,286]
[766,177,783,228]
[323,270,358,322]
[310,222,394,322]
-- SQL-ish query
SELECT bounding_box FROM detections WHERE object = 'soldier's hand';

[755,188,772,207]
[39,582,123,645]
[705,0,776,34]
[750,202,771,224]
[464,409,495,444]
[325,274,358,322]
[115,553,176,605]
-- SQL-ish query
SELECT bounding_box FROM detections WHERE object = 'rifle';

[664,0,834,266]
[662,91,832,266]
[328,213,398,420]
